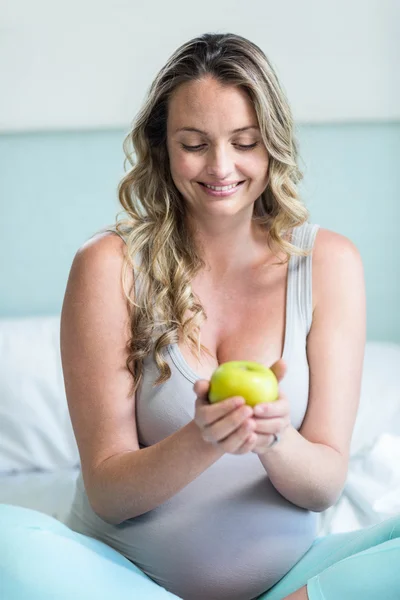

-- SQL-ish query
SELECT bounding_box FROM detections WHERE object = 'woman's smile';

[197,180,246,197]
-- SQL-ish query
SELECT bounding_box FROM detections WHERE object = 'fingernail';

[254,405,267,416]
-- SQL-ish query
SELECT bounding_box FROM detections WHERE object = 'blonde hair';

[105,32,311,392]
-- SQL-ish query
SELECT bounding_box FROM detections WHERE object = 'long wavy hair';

[103,32,311,392]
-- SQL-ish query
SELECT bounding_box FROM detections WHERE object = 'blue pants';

[1,503,399,599]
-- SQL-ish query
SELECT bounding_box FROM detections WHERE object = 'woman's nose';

[206,145,234,178]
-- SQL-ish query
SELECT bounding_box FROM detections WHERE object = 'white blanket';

[318,433,400,535]
[347,433,400,518]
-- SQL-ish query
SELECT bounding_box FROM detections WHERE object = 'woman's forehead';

[167,79,257,134]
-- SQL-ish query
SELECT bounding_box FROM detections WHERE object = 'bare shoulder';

[69,231,133,300]
[312,227,364,311]
[313,227,361,260]
[75,230,128,269]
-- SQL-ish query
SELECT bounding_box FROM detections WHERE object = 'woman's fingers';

[219,424,258,454]
[193,379,210,401]
[193,380,258,453]
[194,380,248,424]
[201,404,254,443]
[252,417,287,435]
[253,393,289,417]
[250,392,290,442]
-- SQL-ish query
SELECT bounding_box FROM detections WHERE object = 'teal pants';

[259,513,400,600]
[1,503,399,600]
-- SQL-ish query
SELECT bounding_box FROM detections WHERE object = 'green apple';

[208,360,279,407]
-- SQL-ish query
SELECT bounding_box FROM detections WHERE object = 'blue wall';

[0,123,399,342]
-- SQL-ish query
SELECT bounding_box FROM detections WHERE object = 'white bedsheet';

[0,468,79,522]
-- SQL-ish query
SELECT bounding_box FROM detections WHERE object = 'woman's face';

[166,76,269,220]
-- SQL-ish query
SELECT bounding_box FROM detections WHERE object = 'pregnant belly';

[71,456,317,600]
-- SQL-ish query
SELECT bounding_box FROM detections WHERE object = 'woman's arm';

[61,233,224,526]
[257,228,367,512]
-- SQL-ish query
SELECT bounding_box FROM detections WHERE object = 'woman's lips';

[198,181,245,197]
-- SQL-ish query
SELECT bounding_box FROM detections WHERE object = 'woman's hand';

[250,359,291,455]
[193,379,258,456]
[193,359,291,456]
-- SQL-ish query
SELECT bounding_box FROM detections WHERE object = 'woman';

[59,33,400,600]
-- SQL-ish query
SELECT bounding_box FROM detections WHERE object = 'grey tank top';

[66,221,320,600]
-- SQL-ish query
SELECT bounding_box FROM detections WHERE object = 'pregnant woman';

[1,31,399,600]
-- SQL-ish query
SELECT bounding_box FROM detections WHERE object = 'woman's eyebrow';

[174,126,260,135]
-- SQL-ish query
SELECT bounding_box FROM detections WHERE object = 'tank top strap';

[288,222,320,335]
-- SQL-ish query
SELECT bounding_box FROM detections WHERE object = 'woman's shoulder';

[291,221,360,258]
[77,229,127,262]
[312,226,362,264]
[311,226,364,311]
[69,231,130,297]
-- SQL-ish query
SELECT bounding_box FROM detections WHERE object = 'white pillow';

[0,316,80,474]
[350,341,400,457]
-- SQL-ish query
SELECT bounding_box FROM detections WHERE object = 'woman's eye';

[181,142,258,152]
[181,144,206,152]
[236,143,258,150]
